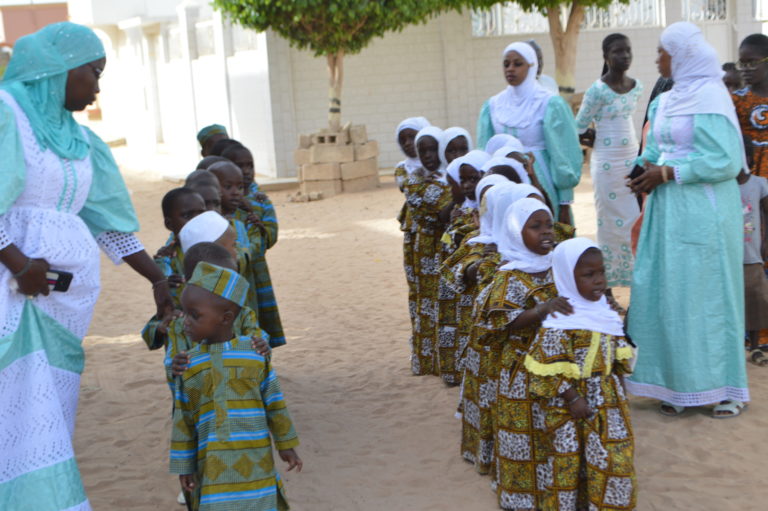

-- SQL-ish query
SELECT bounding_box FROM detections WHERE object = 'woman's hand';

[629,161,669,194]
[579,128,595,148]
[16,258,51,297]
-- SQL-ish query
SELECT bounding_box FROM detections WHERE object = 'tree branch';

[565,1,586,36]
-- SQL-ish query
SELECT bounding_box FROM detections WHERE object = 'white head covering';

[493,140,526,157]
[415,126,446,181]
[542,238,625,336]
[498,197,553,273]
[179,211,231,253]
[467,174,510,245]
[490,42,553,130]
[440,127,474,168]
[481,156,531,185]
[489,184,532,250]
[485,134,518,155]
[396,116,431,175]
[446,150,491,209]
[659,22,747,169]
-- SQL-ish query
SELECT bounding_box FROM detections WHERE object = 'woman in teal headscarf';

[0,22,172,510]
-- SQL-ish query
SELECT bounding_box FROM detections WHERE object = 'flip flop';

[712,401,747,419]
[659,401,684,417]
[750,350,768,367]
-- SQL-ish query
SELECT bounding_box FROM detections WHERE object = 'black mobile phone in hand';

[46,270,73,292]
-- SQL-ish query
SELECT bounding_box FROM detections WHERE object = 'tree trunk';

[326,51,344,131]
[546,2,585,103]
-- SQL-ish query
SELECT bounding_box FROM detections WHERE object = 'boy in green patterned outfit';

[169,261,301,510]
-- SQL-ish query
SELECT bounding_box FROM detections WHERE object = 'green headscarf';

[1,22,105,160]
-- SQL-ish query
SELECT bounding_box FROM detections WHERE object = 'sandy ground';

[76,171,766,510]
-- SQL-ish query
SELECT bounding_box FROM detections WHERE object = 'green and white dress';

[576,79,643,287]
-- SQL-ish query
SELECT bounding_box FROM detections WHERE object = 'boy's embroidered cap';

[197,124,228,144]
[188,261,249,307]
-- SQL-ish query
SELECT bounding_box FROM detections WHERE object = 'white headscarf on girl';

[467,174,510,245]
[498,197,553,273]
[489,41,553,130]
[440,127,474,168]
[485,134,518,155]
[446,150,491,209]
[659,22,748,170]
[395,116,431,175]
[542,237,625,336]
[481,156,531,185]
[493,141,526,158]
[415,126,447,182]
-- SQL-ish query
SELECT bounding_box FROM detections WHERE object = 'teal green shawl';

[1,22,105,160]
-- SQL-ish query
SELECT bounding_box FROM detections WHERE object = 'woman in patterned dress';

[576,33,642,299]
[0,23,172,510]
[526,238,636,510]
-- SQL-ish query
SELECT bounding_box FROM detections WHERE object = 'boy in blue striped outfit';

[169,261,301,510]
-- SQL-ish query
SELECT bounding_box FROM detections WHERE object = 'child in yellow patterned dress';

[525,238,636,511]
[487,198,572,510]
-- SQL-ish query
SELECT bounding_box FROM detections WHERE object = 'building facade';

[66,0,765,179]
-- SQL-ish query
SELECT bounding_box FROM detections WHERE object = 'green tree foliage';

[212,0,498,129]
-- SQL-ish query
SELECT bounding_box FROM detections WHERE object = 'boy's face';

[723,69,742,93]
[193,185,222,213]
[215,226,238,261]
[738,45,768,88]
[210,164,244,213]
[229,148,255,185]
[165,193,206,235]
[181,285,231,343]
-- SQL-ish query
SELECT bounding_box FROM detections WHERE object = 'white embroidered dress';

[0,90,142,510]
[575,80,643,287]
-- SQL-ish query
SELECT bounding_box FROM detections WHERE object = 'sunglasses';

[735,56,768,71]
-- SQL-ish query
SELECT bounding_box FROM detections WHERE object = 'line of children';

[394,114,636,510]
[140,133,298,509]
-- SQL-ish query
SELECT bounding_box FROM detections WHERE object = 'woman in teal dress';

[477,41,582,224]
[627,22,749,418]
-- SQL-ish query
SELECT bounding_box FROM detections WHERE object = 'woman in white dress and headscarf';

[477,41,582,225]
[627,22,749,418]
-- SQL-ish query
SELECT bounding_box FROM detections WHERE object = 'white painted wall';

[68,0,762,179]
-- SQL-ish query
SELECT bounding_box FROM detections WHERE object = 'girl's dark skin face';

[521,210,554,255]
[574,249,608,301]
[209,162,244,214]
[398,128,418,159]
[604,38,632,75]
[165,193,206,236]
[444,136,469,164]
[503,50,531,87]
[181,285,236,343]
[459,164,481,200]
[417,136,441,172]
[656,46,672,78]
[65,57,105,111]
[229,148,255,186]
[738,45,768,93]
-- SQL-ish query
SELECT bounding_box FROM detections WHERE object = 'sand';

[76,171,766,510]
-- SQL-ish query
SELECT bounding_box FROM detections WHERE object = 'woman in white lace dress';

[0,23,172,510]
[576,33,642,295]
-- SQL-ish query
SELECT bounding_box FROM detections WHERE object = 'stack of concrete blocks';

[295,125,380,197]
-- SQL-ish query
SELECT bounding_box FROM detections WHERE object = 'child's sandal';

[750,349,768,367]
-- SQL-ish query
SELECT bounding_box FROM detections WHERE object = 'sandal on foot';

[659,401,684,417]
[712,400,747,419]
[750,349,768,366]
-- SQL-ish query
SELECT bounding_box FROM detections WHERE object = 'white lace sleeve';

[96,231,144,265]
[0,225,11,251]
